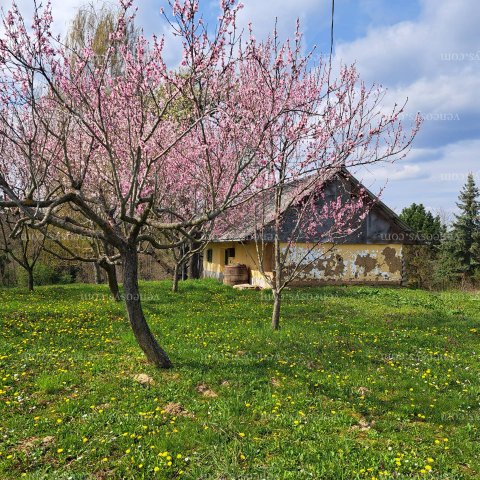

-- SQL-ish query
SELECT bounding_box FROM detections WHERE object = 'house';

[203,169,419,288]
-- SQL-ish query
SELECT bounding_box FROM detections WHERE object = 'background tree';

[436,174,480,286]
[44,230,122,300]
[399,203,444,246]
[0,210,47,291]
[66,1,138,76]
[170,236,205,292]
[399,203,445,288]
[0,249,11,285]
[451,174,480,277]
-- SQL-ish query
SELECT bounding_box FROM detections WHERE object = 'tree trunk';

[123,247,172,368]
[101,262,120,301]
[172,263,179,293]
[271,204,282,330]
[93,262,103,284]
[187,254,195,280]
[27,267,34,292]
[0,255,7,285]
[271,290,281,330]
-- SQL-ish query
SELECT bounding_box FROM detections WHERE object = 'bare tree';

[0,210,46,291]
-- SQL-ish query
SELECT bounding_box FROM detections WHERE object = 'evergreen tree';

[399,203,444,246]
[450,173,480,276]
[399,203,445,288]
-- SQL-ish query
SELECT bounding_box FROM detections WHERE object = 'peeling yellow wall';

[282,243,403,285]
[203,242,404,287]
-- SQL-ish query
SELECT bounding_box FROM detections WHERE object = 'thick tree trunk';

[122,247,172,368]
[172,264,179,293]
[101,262,120,301]
[27,267,34,292]
[93,262,103,284]
[271,290,281,330]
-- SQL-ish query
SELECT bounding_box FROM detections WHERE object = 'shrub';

[17,262,77,287]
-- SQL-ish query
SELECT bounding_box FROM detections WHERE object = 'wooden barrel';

[223,264,249,286]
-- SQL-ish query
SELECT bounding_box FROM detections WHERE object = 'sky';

[4,0,480,217]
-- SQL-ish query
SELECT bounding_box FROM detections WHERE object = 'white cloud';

[333,0,480,127]
[4,0,90,38]
[235,0,329,42]
[333,0,480,211]
[357,139,480,212]
[360,163,423,183]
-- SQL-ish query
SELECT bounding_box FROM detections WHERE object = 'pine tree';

[449,173,480,277]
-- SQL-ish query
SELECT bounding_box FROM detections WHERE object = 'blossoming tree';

[0,0,421,366]
[222,26,421,329]
[0,0,274,368]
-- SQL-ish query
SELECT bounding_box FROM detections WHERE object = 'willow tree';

[67,1,138,75]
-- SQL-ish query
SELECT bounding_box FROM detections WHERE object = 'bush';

[17,262,77,287]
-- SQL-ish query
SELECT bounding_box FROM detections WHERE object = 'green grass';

[0,280,479,479]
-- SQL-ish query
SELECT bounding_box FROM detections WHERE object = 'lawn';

[0,280,479,479]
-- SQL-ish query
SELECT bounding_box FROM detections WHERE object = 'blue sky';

[8,0,480,219]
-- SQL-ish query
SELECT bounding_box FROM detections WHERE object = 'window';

[206,249,213,263]
[224,247,235,265]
